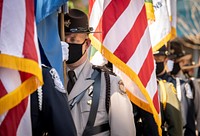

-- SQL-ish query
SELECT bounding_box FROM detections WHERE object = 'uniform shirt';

[67,60,86,83]
[67,59,136,136]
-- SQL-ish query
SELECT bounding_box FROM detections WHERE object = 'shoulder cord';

[104,72,110,113]
[37,86,43,111]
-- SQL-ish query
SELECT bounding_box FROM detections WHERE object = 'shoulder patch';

[49,68,66,93]
[118,80,126,94]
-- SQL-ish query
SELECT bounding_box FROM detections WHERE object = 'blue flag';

[35,0,67,24]
[35,0,68,83]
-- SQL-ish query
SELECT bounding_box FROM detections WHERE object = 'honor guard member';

[31,65,77,136]
[63,9,136,136]
[169,40,200,135]
[182,60,200,136]
[168,39,197,136]
[153,45,183,136]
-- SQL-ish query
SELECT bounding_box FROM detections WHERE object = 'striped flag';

[89,0,161,134]
[0,0,43,135]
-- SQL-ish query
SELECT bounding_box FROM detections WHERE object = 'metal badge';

[87,99,92,105]
[64,19,71,28]
[88,85,94,97]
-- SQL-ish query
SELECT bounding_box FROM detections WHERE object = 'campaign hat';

[64,9,94,33]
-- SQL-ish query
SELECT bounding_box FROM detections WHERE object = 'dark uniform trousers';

[133,103,159,136]
[31,66,77,136]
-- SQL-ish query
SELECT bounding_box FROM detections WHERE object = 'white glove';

[61,41,69,61]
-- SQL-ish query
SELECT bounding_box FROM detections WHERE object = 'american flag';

[89,0,161,133]
[0,0,43,135]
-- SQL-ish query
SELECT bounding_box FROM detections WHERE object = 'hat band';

[66,27,90,33]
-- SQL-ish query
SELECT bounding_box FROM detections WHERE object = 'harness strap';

[82,70,101,136]
[83,122,110,136]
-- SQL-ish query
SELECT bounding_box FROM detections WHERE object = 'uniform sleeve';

[109,76,136,136]
[32,67,77,136]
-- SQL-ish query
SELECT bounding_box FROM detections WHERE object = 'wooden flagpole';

[59,2,68,89]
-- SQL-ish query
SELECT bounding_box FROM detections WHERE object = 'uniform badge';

[185,83,193,99]
[49,68,66,93]
[64,19,71,27]
[87,99,92,105]
[88,85,94,97]
[118,80,126,94]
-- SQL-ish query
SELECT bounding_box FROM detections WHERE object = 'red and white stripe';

[0,0,40,135]
[89,0,160,127]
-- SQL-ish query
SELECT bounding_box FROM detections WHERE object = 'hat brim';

[176,54,192,62]
[181,63,200,70]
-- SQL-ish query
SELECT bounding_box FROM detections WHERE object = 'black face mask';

[171,62,181,75]
[156,62,165,75]
[66,40,86,64]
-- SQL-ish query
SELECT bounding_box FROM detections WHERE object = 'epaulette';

[92,65,113,113]
[92,65,116,76]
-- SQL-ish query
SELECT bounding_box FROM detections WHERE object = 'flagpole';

[59,2,68,89]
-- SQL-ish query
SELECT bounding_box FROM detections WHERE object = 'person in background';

[31,65,77,136]
[153,45,183,136]
[62,8,136,136]
[168,39,199,136]
[182,61,200,136]
[170,41,200,135]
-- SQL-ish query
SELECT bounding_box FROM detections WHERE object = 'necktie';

[67,70,76,94]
